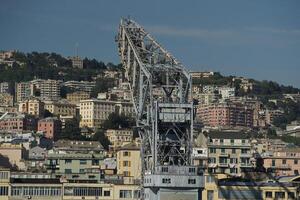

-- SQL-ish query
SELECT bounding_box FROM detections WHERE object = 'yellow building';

[18,97,45,117]
[116,142,141,180]
[66,91,90,105]
[79,99,134,128]
[44,100,77,117]
[106,129,133,149]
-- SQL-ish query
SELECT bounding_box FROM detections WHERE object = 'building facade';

[37,117,62,140]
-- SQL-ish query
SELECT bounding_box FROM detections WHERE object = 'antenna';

[75,43,79,57]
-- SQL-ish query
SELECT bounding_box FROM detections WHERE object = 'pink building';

[0,113,36,132]
[197,102,253,128]
[263,148,300,176]
[38,117,61,140]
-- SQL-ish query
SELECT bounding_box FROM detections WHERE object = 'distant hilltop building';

[191,71,215,79]
[70,56,83,69]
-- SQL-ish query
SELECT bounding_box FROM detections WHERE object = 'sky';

[0,0,300,87]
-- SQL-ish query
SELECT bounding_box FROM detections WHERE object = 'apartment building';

[197,102,254,128]
[0,82,9,93]
[37,117,62,140]
[0,168,10,200]
[0,113,37,132]
[39,79,61,100]
[116,142,141,180]
[18,97,45,117]
[66,91,90,105]
[263,148,300,176]
[44,100,77,117]
[63,81,96,93]
[15,82,32,102]
[79,99,134,128]
[190,71,215,79]
[106,129,133,150]
[207,131,255,176]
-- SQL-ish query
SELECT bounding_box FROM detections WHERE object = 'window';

[221,148,226,153]
[189,167,196,173]
[206,175,215,183]
[104,190,111,196]
[80,160,87,165]
[232,149,236,154]
[188,179,196,184]
[162,167,168,173]
[162,178,171,184]
[79,169,85,173]
[272,160,276,166]
[65,169,72,174]
[241,149,248,154]
[282,159,286,164]
[230,139,234,144]
[123,161,131,167]
[124,171,130,176]
[120,190,132,198]
[288,192,295,199]
[294,159,298,165]
[123,151,131,157]
[230,168,237,174]
[0,186,8,196]
[207,190,214,200]
[230,158,237,164]
[65,159,72,164]
[265,191,272,198]
[294,170,299,175]
[133,190,140,198]
[242,139,245,144]
[220,139,224,144]
[275,192,285,199]
[209,148,216,153]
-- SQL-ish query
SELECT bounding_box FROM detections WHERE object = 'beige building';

[106,129,133,149]
[0,168,10,200]
[66,91,90,105]
[44,100,77,117]
[15,82,32,102]
[0,143,25,170]
[18,97,45,117]
[39,79,61,100]
[116,142,141,180]
[207,131,255,176]
[79,99,134,128]
[0,93,13,107]
[70,56,83,69]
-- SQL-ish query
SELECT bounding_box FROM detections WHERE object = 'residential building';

[0,93,13,107]
[0,82,9,93]
[218,86,235,99]
[197,102,254,128]
[79,99,134,128]
[265,109,285,125]
[116,142,141,180]
[66,91,90,105]
[0,113,37,132]
[39,79,61,100]
[18,97,45,117]
[0,168,10,200]
[70,56,83,69]
[0,143,25,170]
[192,147,208,169]
[53,140,104,154]
[0,50,14,60]
[37,117,62,140]
[63,81,96,93]
[106,129,133,150]
[44,100,77,117]
[15,82,31,102]
[263,148,300,176]
[207,131,255,176]
[191,71,215,79]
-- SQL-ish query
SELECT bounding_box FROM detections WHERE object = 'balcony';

[219,163,228,168]
[240,163,253,168]
[220,152,229,157]
[240,153,252,158]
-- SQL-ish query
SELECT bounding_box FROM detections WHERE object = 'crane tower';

[117,18,204,200]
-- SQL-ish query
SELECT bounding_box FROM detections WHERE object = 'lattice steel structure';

[117,18,204,200]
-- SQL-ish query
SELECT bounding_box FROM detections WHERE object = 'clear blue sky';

[1,0,300,87]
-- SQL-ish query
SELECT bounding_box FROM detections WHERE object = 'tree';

[92,129,111,150]
[58,118,83,140]
[101,112,135,129]
[91,77,116,97]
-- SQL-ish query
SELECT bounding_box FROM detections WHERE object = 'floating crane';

[117,18,204,200]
